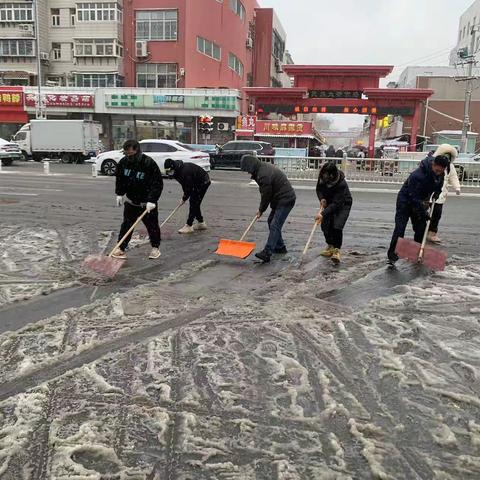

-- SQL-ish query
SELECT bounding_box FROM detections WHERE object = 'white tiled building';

[0,0,124,87]
[450,0,480,65]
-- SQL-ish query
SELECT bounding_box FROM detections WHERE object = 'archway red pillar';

[368,114,377,158]
[410,102,421,152]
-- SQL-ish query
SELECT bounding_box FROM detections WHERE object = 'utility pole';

[460,25,478,153]
[33,0,45,119]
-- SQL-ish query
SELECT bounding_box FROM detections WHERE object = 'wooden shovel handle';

[418,194,436,262]
[109,208,149,257]
[239,215,258,242]
[160,201,184,228]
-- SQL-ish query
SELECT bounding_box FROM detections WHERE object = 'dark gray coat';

[241,155,296,213]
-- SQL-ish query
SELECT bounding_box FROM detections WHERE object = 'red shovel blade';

[83,254,125,277]
[396,238,447,271]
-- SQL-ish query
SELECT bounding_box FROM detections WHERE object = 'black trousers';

[187,182,210,226]
[118,202,160,250]
[321,214,343,249]
[388,199,426,260]
[429,203,443,233]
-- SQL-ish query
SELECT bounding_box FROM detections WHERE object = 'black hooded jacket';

[241,155,296,213]
[115,151,163,205]
[316,164,353,219]
[398,157,445,218]
[169,160,210,201]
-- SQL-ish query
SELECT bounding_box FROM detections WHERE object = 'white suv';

[95,140,211,176]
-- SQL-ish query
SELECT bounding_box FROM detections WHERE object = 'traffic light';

[199,115,214,134]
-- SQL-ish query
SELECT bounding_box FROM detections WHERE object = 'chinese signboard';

[309,90,363,99]
[256,121,313,136]
[236,115,257,130]
[25,93,94,108]
[0,89,23,107]
[258,104,380,115]
[105,94,239,111]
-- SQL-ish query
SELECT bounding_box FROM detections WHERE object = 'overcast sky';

[260,0,474,129]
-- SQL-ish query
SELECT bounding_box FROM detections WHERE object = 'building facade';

[0,0,290,90]
[450,0,480,65]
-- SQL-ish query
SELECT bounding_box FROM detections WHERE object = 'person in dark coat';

[164,159,211,234]
[325,145,336,158]
[315,162,353,264]
[114,140,163,260]
[387,154,449,264]
[240,155,296,263]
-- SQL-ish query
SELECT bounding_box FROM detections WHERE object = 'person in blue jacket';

[387,154,449,264]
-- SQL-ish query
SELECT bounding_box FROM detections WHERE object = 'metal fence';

[258,156,480,187]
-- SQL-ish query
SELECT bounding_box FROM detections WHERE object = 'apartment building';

[450,0,480,65]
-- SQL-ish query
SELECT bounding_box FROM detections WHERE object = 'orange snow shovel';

[395,198,447,271]
[84,209,149,277]
[215,215,258,259]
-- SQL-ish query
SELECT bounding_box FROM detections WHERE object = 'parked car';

[456,153,480,181]
[209,141,275,169]
[0,138,24,166]
[94,139,211,176]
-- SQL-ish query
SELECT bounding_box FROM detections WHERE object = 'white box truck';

[12,120,101,163]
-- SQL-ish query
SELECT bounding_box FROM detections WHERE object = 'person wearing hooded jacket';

[387,153,449,264]
[164,159,211,234]
[315,162,353,264]
[240,155,296,263]
[113,140,163,260]
[427,144,461,243]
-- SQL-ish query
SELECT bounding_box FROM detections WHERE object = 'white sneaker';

[149,247,161,259]
[111,248,127,259]
[194,221,208,231]
[178,224,194,234]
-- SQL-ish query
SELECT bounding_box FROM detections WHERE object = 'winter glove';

[456,189,461,196]
[315,213,323,224]
[424,210,431,221]
[256,211,263,219]
[182,194,189,202]
[116,195,123,207]
[146,202,156,213]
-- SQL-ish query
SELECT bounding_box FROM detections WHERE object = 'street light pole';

[33,0,44,119]
[460,25,477,153]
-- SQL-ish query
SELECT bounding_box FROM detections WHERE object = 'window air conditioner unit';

[217,122,230,132]
[246,37,253,49]
[136,40,148,58]
[40,52,49,61]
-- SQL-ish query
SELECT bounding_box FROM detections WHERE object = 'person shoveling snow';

[240,155,296,264]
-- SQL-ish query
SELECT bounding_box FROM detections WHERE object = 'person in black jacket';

[241,155,296,263]
[113,140,163,260]
[164,159,211,234]
[315,162,353,264]
[387,154,449,264]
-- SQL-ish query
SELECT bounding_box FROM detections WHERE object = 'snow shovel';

[215,215,258,259]
[84,209,149,277]
[395,199,447,271]
[300,207,324,264]
[134,201,185,240]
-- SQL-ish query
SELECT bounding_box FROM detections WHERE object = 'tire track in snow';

[0,308,212,402]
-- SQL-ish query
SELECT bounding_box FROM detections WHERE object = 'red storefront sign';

[25,93,94,108]
[256,120,313,136]
[0,87,27,124]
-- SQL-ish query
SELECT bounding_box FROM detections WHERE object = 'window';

[272,29,285,61]
[70,8,76,26]
[74,39,122,57]
[52,42,61,60]
[77,2,122,22]
[136,10,177,41]
[136,63,177,88]
[463,26,466,38]
[197,36,221,61]
[75,73,123,87]
[228,52,243,76]
[144,143,177,152]
[229,0,245,20]
[0,3,33,22]
[51,8,60,26]
[15,131,27,141]
[0,39,34,56]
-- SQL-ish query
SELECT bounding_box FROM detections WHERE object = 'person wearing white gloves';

[427,144,461,243]
[113,140,163,259]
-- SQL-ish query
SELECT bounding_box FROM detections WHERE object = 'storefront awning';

[0,111,28,123]
[255,133,317,139]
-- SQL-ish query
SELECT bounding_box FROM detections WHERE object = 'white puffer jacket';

[433,144,461,204]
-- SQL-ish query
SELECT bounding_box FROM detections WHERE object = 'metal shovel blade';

[395,238,447,271]
[83,254,125,277]
[215,239,256,259]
